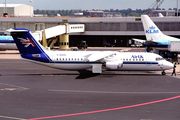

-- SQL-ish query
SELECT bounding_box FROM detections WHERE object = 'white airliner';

[0,36,17,50]
[9,28,173,75]
[133,15,179,58]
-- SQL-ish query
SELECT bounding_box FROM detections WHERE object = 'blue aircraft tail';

[10,28,51,63]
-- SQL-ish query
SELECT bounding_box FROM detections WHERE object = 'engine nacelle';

[105,61,123,70]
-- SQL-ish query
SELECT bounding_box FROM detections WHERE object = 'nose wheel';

[162,70,166,75]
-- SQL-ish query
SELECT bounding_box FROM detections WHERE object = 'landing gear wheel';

[162,71,166,75]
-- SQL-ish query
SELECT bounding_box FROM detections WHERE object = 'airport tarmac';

[0,49,180,120]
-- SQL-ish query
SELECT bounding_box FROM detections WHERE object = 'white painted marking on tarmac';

[49,89,180,94]
[0,83,29,91]
[0,82,25,88]
[0,115,27,120]
[141,119,153,120]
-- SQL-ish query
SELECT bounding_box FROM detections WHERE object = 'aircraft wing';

[87,51,116,62]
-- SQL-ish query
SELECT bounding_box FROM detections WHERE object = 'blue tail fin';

[10,28,44,54]
[10,28,51,63]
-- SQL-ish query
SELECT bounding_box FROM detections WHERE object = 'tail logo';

[146,26,159,34]
[18,37,36,47]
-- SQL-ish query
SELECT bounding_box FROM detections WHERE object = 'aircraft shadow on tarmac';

[15,71,100,79]
[15,71,164,80]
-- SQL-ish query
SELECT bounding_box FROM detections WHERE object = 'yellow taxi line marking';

[0,88,29,91]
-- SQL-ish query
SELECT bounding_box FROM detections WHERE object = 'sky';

[0,0,178,10]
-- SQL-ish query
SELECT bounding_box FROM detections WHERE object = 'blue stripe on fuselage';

[145,44,168,48]
[0,36,14,43]
[123,61,158,64]
[144,39,180,48]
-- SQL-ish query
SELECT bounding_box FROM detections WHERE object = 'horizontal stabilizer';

[7,28,28,33]
[132,38,145,43]
[145,41,158,44]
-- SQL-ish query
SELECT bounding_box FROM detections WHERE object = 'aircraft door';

[50,55,55,62]
[158,60,163,69]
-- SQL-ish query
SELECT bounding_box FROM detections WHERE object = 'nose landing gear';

[162,70,166,75]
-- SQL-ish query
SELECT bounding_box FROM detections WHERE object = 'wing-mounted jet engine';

[102,55,123,70]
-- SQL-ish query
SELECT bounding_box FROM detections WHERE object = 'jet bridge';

[32,23,85,49]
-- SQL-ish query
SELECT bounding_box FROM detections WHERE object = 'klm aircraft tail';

[141,15,177,41]
[10,28,51,62]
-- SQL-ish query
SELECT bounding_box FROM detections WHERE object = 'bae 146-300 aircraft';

[133,15,180,58]
[9,28,173,75]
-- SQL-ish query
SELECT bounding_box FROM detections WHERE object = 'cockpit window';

[156,57,164,61]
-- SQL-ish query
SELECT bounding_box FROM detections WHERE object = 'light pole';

[5,0,6,13]
[177,0,179,17]
[30,0,33,17]
[3,0,8,17]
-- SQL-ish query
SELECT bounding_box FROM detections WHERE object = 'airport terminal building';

[0,5,180,47]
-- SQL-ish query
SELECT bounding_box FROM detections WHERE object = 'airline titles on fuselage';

[131,55,144,59]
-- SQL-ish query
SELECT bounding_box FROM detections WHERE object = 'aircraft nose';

[163,61,173,70]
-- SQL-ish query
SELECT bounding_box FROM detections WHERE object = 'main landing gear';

[161,70,166,75]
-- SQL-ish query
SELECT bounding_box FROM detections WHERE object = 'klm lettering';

[146,26,159,34]
[146,29,159,34]
[131,55,144,59]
